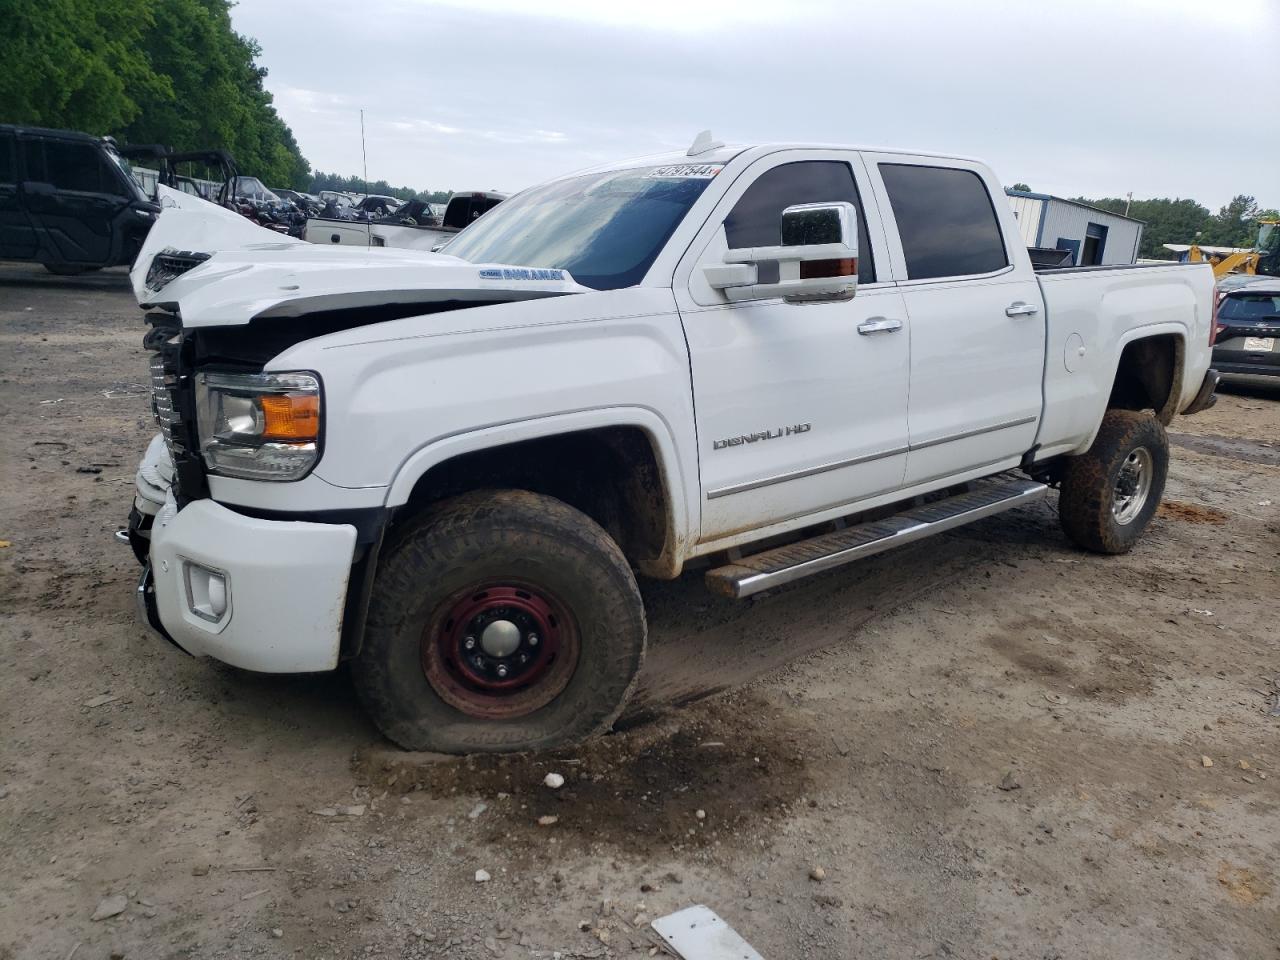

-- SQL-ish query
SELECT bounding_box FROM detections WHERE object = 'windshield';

[443,165,720,290]
[105,147,147,201]
[236,177,279,202]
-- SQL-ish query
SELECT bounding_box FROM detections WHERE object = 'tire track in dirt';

[1169,432,1280,466]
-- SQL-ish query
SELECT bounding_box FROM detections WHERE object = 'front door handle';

[857,317,903,335]
[1006,301,1039,318]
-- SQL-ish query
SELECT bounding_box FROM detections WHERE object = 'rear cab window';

[878,163,1008,280]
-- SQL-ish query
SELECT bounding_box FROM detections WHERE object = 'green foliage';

[1010,182,1032,192]
[0,0,171,133]
[1067,195,1271,260]
[0,0,309,188]
[308,171,451,203]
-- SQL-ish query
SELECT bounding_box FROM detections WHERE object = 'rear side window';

[879,164,1008,280]
[44,140,124,195]
[724,160,875,284]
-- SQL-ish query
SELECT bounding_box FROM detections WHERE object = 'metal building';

[1005,190,1144,266]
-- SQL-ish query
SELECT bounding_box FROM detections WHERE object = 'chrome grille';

[148,354,181,456]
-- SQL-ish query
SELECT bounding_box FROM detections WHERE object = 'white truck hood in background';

[131,185,588,328]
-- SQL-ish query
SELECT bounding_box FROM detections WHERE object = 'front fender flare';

[383,406,696,577]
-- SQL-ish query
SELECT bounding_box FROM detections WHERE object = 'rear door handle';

[1006,301,1039,318]
[857,317,903,335]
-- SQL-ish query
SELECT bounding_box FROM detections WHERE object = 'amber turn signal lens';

[799,257,858,280]
[260,394,320,441]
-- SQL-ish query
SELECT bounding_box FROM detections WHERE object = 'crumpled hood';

[130,185,588,328]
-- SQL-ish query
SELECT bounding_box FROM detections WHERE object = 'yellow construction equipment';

[1187,220,1279,278]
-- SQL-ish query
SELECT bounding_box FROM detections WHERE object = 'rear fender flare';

[1078,321,1187,452]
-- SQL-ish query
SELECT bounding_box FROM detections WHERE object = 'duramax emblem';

[713,423,811,450]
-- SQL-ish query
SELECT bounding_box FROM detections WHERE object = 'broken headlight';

[194,371,322,481]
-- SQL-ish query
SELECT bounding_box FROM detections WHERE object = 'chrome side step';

[705,476,1048,599]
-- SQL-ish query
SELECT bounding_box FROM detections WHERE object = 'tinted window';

[1219,293,1280,321]
[0,134,13,184]
[444,195,502,229]
[725,161,875,284]
[879,164,1008,279]
[23,139,45,181]
[45,141,123,194]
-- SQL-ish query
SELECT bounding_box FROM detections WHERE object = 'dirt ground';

[1,262,1278,960]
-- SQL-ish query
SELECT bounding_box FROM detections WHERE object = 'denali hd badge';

[713,423,811,450]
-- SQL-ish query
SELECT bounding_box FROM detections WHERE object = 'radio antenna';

[360,109,368,190]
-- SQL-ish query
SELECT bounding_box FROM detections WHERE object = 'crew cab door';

[864,156,1044,484]
[20,136,135,266]
[675,153,909,542]
[0,131,38,259]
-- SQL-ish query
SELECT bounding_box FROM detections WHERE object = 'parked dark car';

[0,124,159,274]
[1213,280,1280,386]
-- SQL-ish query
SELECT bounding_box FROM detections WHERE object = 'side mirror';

[705,201,859,303]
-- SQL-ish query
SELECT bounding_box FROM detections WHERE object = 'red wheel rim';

[421,582,580,720]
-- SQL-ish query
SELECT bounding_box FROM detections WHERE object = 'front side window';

[724,160,875,285]
[444,167,716,290]
[879,163,1008,280]
[44,141,125,195]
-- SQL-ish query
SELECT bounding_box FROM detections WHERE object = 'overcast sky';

[232,0,1278,210]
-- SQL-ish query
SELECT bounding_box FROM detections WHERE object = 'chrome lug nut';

[496,664,509,678]
[527,633,539,647]
[463,636,476,650]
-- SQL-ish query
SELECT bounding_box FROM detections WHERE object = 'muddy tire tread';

[1058,409,1168,554]
[352,489,646,754]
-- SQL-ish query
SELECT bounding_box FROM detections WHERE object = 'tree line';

[307,172,452,204]
[0,0,310,188]
[1015,184,1278,260]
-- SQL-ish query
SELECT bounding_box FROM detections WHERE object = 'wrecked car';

[125,136,1218,754]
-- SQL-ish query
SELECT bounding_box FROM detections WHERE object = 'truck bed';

[1033,261,1214,458]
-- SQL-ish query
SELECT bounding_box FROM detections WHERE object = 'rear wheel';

[352,490,646,753]
[1058,409,1168,554]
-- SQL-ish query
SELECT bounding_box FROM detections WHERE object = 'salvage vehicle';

[0,124,159,274]
[1212,279,1280,386]
[302,189,505,249]
[125,135,1219,753]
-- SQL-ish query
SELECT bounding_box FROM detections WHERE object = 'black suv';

[0,124,160,275]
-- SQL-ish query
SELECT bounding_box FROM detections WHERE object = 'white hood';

[131,185,589,328]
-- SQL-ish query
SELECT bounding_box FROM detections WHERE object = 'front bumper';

[139,494,358,672]
[131,426,358,672]
[1181,367,1220,416]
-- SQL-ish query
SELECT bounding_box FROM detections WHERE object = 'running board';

[705,477,1048,599]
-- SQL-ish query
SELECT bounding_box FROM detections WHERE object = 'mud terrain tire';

[1058,410,1168,554]
[352,489,646,753]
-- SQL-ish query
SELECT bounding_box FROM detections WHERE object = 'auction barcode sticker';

[645,163,723,179]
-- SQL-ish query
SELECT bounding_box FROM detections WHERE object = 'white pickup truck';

[126,136,1219,753]
[302,191,506,250]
